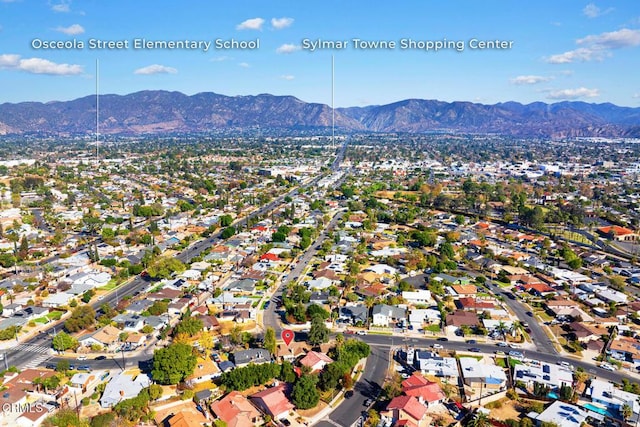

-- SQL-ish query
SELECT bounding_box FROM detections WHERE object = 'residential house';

[609,337,640,367]
[187,357,222,386]
[381,395,431,427]
[210,391,262,427]
[588,378,640,420]
[408,309,441,330]
[338,305,368,325]
[232,349,271,367]
[448,284,477,297]
[445,310,480,333]
[250,383,294,419]
[372,304,406,327]
[569,322,603,343]
[513,361,573,390]
[459,357,507,392]
[529,401,588,427]
[100,372,151,407]
[411,350,458,380]
[401,373,446,407]
[402,290,433,305]
[299,351,333,373]
[79,325,121,351]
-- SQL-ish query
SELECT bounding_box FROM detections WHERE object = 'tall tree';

[308,315,329,346]
[152,343,197,385]
[264,327,277,356]
[291,375,320,409]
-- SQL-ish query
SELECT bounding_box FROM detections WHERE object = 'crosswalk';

[12,344,53,369]
[14,344,51,354]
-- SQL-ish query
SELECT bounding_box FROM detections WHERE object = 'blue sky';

[0,0,639,107]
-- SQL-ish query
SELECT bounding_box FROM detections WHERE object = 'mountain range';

[0,90,639,138]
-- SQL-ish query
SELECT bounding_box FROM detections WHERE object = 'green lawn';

[99,279,120,290]
[34,316,49,324]
[47,311,63,321]
[560,230,592,245]
[426,324,441,333]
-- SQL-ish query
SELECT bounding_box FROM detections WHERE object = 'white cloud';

[546,47,608,63]
[547,28,640,64]
[510,75,552,85]
[633,93,640,99]
[547,87,600,100]
[238,62,250,68]
[19,58,82,75]
[134,64,177,75]
[577,28,640,49]
[51,0,71,12]
[236,17,264,30]
[583,3,613,18]
[280,75,295,80]
[0,54,82,75]
[271,17,294,30]
[276,43,300,54]
[0,54,20,68]
[55,24,84,35]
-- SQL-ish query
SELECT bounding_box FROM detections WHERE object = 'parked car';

[432,344,443,349]
[600,363,616,371]
[94,355,107,360]
[77,355,87,361]
[356,330,367,335]
[437,337,449,342]
[78,365,91,372]
[468,348,481,353]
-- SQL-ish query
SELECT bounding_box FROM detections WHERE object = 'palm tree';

[470,411,490,427]
[622,403,632,425]
[497,321,509,342]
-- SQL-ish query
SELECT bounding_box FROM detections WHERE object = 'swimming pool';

[582,403,619,419]
[547,392,559,399]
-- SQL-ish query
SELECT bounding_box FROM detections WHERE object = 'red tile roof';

[211,391,261,427]
[599,225,635,236]
[386,395,427,422]
[299,351,333,371]
[401,373,446,403]
[251,384,294,417]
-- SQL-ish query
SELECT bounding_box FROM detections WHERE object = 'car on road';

[468,348,481,353]
[496,342,509,347]
[356,330,367,335]
[345,390,354,399]
[363,399,372,406]
[432,344,443,349]
[94,355,107,360]
[264,301,270,309]
[600,363,616,371]
[78,365,91,372]
[467,340,477,344]
[508,351,524,359]
[526,311,533,317]
[77,355,87,360]
[437,337,449,342]
[45,363,56,370]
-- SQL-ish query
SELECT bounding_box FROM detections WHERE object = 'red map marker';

[281,329,294,346]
